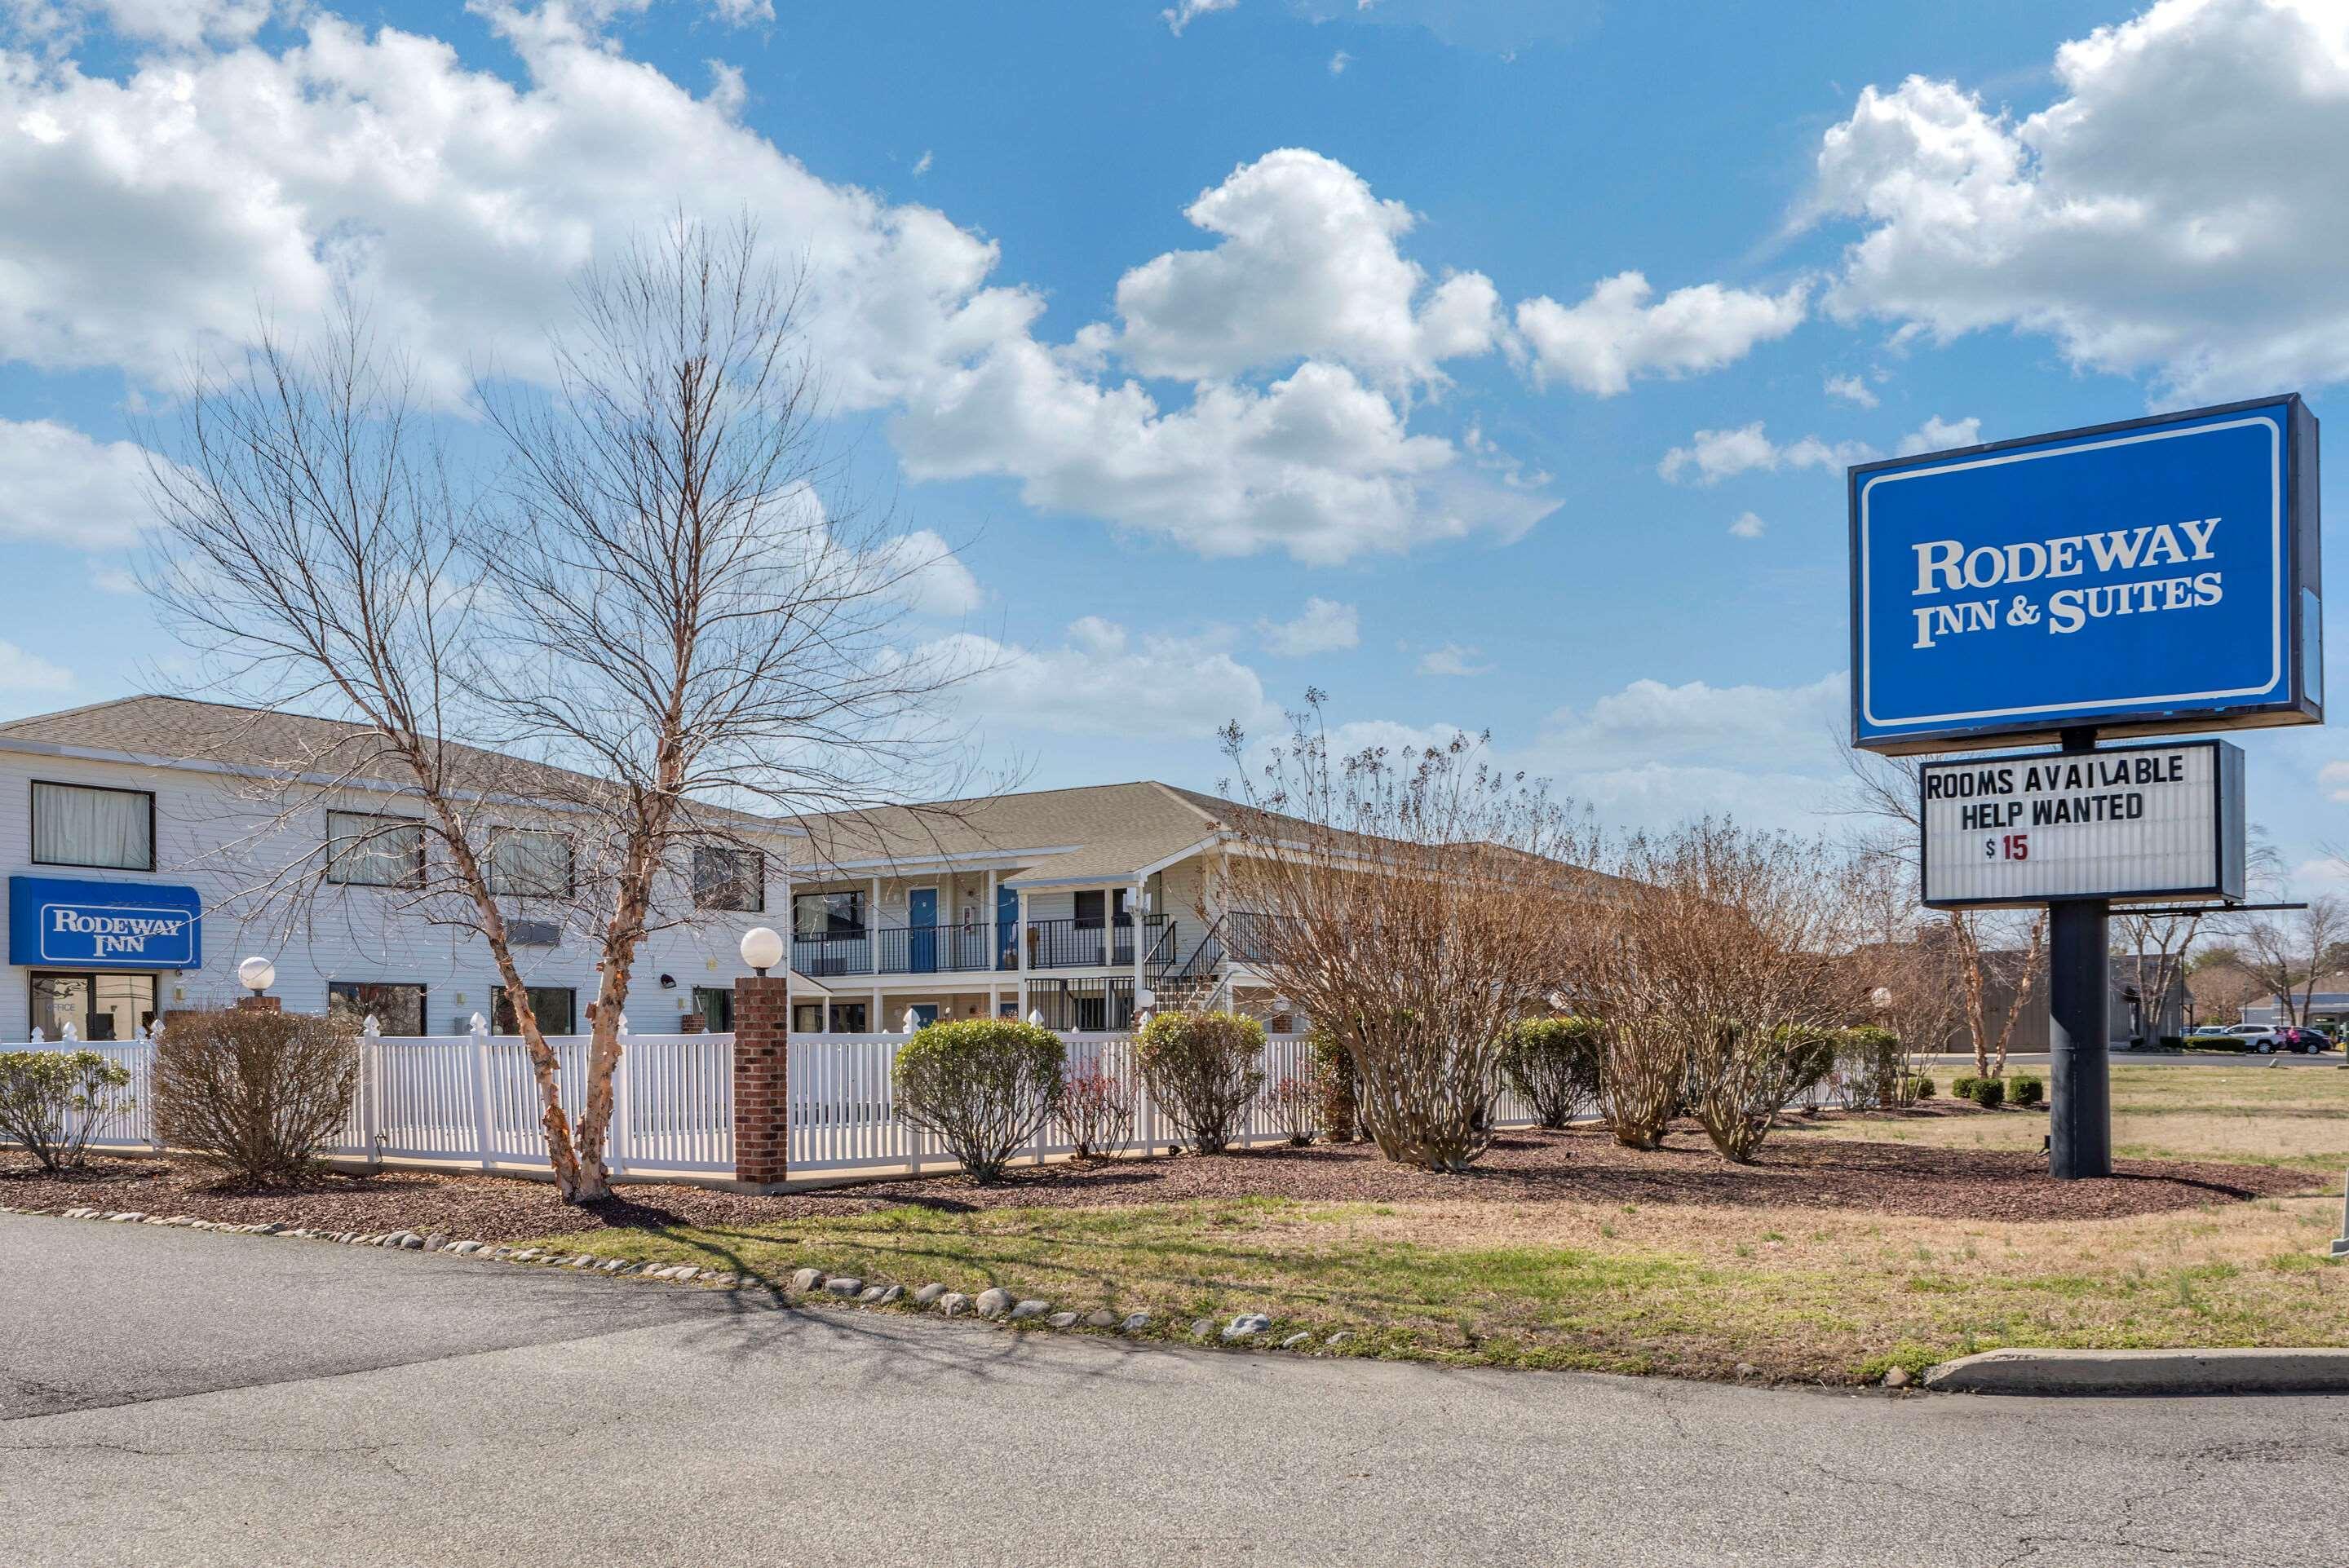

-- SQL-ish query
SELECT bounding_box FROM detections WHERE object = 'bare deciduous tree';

[2231,896,2346,1027]
[1574,819,1869,1162]
[1214,696,1589,1173]
[145,221,977,1202]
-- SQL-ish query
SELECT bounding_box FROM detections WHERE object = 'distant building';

[2236,973,2349,1029]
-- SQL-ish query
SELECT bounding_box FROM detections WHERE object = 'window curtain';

[33,784,150,869]
[490,830,573,898]
[326,812,423,886]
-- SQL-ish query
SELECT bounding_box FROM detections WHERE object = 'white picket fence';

[27,1030,1542,1183]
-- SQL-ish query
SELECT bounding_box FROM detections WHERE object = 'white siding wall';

[0,745,789,1035]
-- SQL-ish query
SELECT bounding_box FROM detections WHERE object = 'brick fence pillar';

[236,995,283,1014]
[732,974,790,1187]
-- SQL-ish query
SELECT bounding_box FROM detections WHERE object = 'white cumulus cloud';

[0,417,162,548]
[1728,511,1766,539]
[1162,0,1236,36]
[1417,643,1490,678]
[922,620,1272,739]
[1515,272,1807,396]
[1824,373,1878,409]
[1896,414,1980,456]
[1108,148,1502,385]
[1811,0,2349,402]
[1657,422,1873,485]
[1259,596,1360,656]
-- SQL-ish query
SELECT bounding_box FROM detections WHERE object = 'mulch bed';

[2,1105,2314,1243]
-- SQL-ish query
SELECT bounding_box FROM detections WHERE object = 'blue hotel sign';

[1851,395,2322,753]
[8,876,203,970]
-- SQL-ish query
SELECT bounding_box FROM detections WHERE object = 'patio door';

[909,886,938,972]
[998,882,1020,970]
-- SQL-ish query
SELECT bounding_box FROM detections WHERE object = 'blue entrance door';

[908,887,938,972]
[997,883,1020,970]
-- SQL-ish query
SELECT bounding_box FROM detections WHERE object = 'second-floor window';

[32,781,155,872]
[692,845,764,912]
[488,828,574,899]
[325,811,425,888]
[793,890,863,939]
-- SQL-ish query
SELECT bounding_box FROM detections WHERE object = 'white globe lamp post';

[237,956,276,997]
[740,926,785,978]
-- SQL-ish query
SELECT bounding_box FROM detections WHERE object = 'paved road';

[4,1214,2344,1567]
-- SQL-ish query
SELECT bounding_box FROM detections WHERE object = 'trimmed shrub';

[1057,1058,1135,1159]
[152,1009,360,1186]
[1309,1027,1359,1142]
[1836,1026,1902,1109]
[1904,1073,1936,1101]
[1967,1075,2006,1109]
[1952,1074,1980,1101]
[894,1018,1065,1182]
[1263,1075,1319,1146]
[0,1049,135,1172]
[2008,1073,2044,1107]
[1135,1009,1266,1155]
[1495,1016,1604,1129]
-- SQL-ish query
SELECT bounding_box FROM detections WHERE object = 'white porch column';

[1016,885,1030,1019]
[1131,880,1146,1023]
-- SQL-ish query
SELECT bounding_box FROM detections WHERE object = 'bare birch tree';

[1214,696,1590,1173]
[144,221,976,1202]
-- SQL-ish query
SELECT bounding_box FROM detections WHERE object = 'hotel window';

[32,781,155,872]
[793,890,864,938]
[488,828,574,899]
[325,811,426,888]
[326,981,427,1036]
[493,985,577,1036]
[693,845,765,912]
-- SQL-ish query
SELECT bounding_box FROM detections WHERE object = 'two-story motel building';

[0,696,1286,1040]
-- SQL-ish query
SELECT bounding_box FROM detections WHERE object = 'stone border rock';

[1923,1347,2349,1395]
[0,1200,1359,1358]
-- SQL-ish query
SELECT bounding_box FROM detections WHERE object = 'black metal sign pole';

[2046,725,2112,1180]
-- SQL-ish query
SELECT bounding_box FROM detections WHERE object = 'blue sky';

[2,0,2347,885]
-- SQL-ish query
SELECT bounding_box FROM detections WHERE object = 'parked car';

[2277,1026,2329,1054]
[2218,1023,2285,1053]
[2187,1024,2235,1040]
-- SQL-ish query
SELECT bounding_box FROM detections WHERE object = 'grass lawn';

[518,1066,2349,1385]
[1807,1063,2349,1173]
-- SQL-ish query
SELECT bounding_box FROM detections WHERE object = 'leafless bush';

[1218,697,1590,1172]
[1263,1075,1319,1146]
[1576,820,1870,1162]
[152,1009,360,1186]
[1135,1010,1265,1155]
[1057,1058,1135,1159]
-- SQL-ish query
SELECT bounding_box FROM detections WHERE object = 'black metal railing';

[1024,916,1137,970]
[1026,976,1137,1031]
[793,921,1006,978]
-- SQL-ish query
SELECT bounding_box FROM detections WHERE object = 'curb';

[1924,1347,2349,1396]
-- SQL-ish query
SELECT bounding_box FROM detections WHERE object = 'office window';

[693,845,764,912]
[488,828,573,899]
[32,781,154,872]
[325,811,426,888]
[793,890,863,937]
[326,981,427,1036]
[493,985,577,1036]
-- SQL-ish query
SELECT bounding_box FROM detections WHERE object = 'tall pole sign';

[1851,395,2320,1178]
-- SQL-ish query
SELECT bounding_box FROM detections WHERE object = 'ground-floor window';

[493,985,577,1036]
[692,986,733,1032]
[827,1002,867,1032]
[326,981,427,1036]
[29,971,158,1042]
[793,1003,824,1033]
